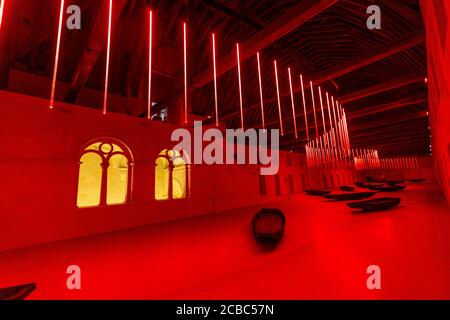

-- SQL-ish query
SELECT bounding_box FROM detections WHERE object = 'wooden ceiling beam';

[338,74,425,104]
[350,111,428,132]
[152,0,337,111]
[192,0,337,88]
[309,31,425,85]
[224,31,426,123]
[261,93,427,138]
[350,121,428,139]
[347,94,427,120]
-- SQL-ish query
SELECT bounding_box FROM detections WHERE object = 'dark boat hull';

[374,185,407,192]
[361,183,384,190]
[252,208,286,246]
[347,197,401,212]
[305,189,331,196]
[0,283,36,300]
[324,192,376,201]
[408,178,426,183]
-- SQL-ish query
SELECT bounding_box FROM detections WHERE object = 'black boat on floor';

[408,178,426,183]
[386,180,405,186]
[373,185,407,192]
[305,189,331,196]
[340,185,356,192]
[323,192,376,201]
[346,197,401,212]
[252,208,286,246]
[0,283,36,300]
[359,183,384,190]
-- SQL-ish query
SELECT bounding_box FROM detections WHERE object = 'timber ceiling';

[0,0,429,155]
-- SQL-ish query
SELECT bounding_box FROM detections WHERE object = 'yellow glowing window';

[77,141,132,208]
[155,149,189,201]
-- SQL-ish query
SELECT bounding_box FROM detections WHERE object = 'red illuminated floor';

[0,183,449,300]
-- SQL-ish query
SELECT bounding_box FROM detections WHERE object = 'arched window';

[155,149,189,200]
[77,141,132,208]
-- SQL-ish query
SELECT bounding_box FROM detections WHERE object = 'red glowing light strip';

[212,33,219,126]
[325,92,333,133]
[318,87,326,135]
[256,53,265,129]
[331,96,341,159]
[326,92,337,165]
[0,0,5,31]
[183,22,188,124]
[339,105,347,154]
[339,104,347,154]
[318,87,328,163]
[288,68,298,139]
[342,106,349,151]
[310,81,319,138]
[343,109,350,152]
[319,136,324,167]
[338,103,346,152]
[337,101,344,159]
[336,101,344,156]
[49,0,65,110]
[236,43,244,130]
[299,75,309,140]
[273,60,284,135]
[147,10,153,119]
[103,0,113,115]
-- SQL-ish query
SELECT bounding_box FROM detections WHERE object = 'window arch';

[155,149,190,200]
[77,141,133,208]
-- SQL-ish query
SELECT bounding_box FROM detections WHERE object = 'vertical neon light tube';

[318,87,326,135]
[318,87,328,163]
[288,68,297,138]
[147,10,153,119]
[325,92,333,133]
[342,105,349,152]
[310,81,319,138]
[319,136,324,167]
[326,92,337,166]
[183,22,188,123]
[343,109,349,152]
[336,101,344,157]
[183,22,189,123]
[212,33,219,126]
[340,106,347,153]
[338,102,347,154]
[273,60,284,136]
[256,52,265,129]
[299,75,309,141]
[49,0,65,109]
[331,96,341,159]
[236,43,244,129]
[103,0,113,115]
[0,0,6,33]
[336,100,344,160]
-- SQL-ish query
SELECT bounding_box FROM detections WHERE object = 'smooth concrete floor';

[0,183,449,300]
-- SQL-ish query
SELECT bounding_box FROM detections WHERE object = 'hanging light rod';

[256,52,265,130]
[183,21,188,124]
[49,0,65,110]
[0,0,5,31]
[147,10,153,119]
[103,0,113,115]
[212,33,219,127]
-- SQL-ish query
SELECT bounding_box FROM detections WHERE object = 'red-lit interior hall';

[0,0,449,300]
